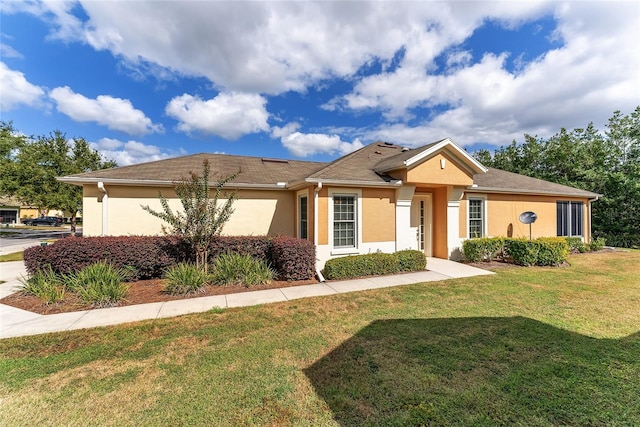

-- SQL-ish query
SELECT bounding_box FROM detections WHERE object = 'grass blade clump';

[164,263,210,295]
[211,252,275,287]
[18,268,65,304]
[65,261,130,307]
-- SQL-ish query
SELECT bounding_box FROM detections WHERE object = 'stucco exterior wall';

[459,193,592,240]
[82,184,295,237]
[406,152,474,186]
[362,188,396,243]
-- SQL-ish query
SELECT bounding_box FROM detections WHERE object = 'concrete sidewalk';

[0,258,493,339]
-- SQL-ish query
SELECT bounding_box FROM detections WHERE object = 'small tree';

[142,160,239,271]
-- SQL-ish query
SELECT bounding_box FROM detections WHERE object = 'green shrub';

[535,237,570,266]
[65,261,130,307]
[565,237,587,253]
[505,238,569,266]
[462,237,505,262]
[210,253,275,287]
[322,250,427,281]
[18,268,65,305]
[395,250,427,272]
[589,237,606,251]
[164,263,210,295]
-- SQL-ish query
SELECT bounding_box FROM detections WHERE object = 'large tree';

[0,122,117,234]
[473,107,640,247]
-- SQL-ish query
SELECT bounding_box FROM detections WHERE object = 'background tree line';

[474,107,640,247]
[0,121,116,234]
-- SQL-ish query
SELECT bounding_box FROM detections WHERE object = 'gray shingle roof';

[61,153,326,186]
[60,143,599,198]
[473,168,599,198]
[307,141,408,182]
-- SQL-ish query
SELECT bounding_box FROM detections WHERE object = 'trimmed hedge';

[322,250,426,281]
[271,236,316,281]
[462,237,505,262]
[463,236,570,266]
[505,237,569,266]
[24,236,174,280]
[24,235,316,282]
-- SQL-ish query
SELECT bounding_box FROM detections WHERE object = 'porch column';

[447,187,465,260]
[395,185,416,251]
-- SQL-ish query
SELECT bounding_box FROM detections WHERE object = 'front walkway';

[0,258,493,339]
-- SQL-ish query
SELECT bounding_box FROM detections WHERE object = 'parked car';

[22,216,63,227]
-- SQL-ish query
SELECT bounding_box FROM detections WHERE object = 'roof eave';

[57,176,288,190]
[305,178,403,188]
[466,185,601,199]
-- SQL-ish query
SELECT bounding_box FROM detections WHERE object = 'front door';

[410,195,432,256]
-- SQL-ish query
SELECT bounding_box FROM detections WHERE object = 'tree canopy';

[474,107,640,247]
[0,121,117,233]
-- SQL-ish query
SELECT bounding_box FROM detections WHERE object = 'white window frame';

[297,190,309,240]
[329,188,362,255]
[467,194,488,238]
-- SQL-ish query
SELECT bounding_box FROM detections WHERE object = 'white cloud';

[0,62,45,111]
[0,42,22,59]
[7,1,639,150]
[49,86,163,135]
[91,137,180,166]
[165,92,270,140]
[279,129,364,158]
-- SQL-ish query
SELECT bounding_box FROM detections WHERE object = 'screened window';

[468,199,484,238]
[299,196,308,240]
[333,195,356,248]
[557,201,583,237]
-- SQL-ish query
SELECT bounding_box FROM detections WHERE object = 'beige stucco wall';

[82,184,295,237]
[406,152,474,186]
[459,193,592,240]
[362,188,396,243]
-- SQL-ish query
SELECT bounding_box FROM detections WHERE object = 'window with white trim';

[557,201,583,237]
[333,195,356,248]
[298,195,308,239]
[468,198,484,238]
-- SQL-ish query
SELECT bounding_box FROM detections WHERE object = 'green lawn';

[1,251,639,426]
[0,251,23,262]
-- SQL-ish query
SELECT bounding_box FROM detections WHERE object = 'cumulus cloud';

[91,137,180,166]
[278,128,364,158]
[165,92,270,140]
[7,1,639,150]
[0,62,45,111]
[49,86,163,135]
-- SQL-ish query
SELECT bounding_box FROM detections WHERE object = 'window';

[468,198,484,238]
[557,201,583,237]
[298,195,308,239]
[333,195,356,248]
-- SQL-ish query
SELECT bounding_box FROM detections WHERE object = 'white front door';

[410,195,432,256]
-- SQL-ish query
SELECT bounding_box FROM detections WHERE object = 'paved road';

[0,227,83,255]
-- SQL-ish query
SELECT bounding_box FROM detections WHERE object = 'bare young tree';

[142,160,239,271]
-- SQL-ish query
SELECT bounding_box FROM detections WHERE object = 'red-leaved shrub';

[271,236,316,281]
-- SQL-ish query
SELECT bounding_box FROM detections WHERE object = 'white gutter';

[466,186,601,199]
[305,178,403,187]
[97,181,108,236]
[59,176,292,190]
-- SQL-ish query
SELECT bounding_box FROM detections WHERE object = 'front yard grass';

[1,251,639,426]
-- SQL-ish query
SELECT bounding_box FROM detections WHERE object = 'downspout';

[588,195,599,243]
[314,182,325,282]
[97,182,108,236]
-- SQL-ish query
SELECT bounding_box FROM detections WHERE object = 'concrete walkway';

[0,258,493,339]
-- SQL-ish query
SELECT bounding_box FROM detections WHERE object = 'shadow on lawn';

[304,317,640,427]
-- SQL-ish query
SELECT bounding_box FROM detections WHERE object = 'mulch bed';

[0,278,318,315]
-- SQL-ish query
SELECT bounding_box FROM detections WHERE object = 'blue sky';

[1,1,639,166]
